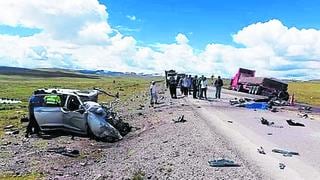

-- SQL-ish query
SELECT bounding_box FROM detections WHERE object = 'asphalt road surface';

[187,87,320,180]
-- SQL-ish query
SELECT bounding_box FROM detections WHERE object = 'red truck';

[230,68,289,100]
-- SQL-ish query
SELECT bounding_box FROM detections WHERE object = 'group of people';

[167,75,224,100]
[150,75,224,107]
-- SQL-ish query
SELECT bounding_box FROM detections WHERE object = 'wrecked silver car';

[28,88,130,142]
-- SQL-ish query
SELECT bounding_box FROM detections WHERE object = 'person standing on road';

[198,75,204,98]
[200,77,208,99]
[25,94,43,138]
[178,77,183,95]
[188,75,192,95]
[150,81,158,107]
[168,76,177,99]
[214,76,224,99]
[182,76,189,96]
[192,75,198,99]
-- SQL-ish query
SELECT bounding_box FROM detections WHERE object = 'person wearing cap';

[150,81,158,107]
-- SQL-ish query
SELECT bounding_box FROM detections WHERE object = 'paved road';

[186,88,320,180]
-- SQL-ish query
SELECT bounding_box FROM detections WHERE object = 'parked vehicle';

[230,68,289,100]
[28,88,126,142]
[165,70,177,88]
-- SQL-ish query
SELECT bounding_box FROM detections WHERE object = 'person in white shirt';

[200,77,208,99]
[150,81,158,107]
[182,76,189,96]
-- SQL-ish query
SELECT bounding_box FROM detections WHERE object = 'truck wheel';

[254,86,259,95]
[249,86,253,94]
[252,86,256,94]
[256,86,262,95]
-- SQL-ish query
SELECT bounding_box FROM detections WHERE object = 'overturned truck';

[231,68,289,100]
[28,88,130,142]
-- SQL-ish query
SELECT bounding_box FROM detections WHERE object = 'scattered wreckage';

[0,98,22,104]
[28,88,130,142]
[230,68,289,100]
[208,159,240,167]
[229,96,291,111]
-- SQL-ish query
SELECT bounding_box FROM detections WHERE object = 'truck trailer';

[165,70,177,88]
[230,68,289,100]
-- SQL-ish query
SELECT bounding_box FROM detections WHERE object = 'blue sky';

[0,0,319,79]
[103,0,320,49]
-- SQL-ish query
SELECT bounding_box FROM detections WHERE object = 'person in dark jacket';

[168,76,177,98]
[214,76,224,99]
[192,75,198,98]
[25,95,42,137]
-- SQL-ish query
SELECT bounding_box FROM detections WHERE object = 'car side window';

[66,95,81,111]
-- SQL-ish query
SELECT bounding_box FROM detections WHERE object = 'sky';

[0,0,319,79]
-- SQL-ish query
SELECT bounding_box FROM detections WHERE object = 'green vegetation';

[132,170,145,180]
[0,75,155,137]
[0,172,42,180]
[288,81,320,106]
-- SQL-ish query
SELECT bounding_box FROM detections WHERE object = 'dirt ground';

[0,84,266,179]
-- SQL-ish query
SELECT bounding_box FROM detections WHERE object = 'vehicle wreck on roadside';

[28,88,131,142]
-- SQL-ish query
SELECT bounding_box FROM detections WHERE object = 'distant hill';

[77,69,161,77]
[0,66,99,79]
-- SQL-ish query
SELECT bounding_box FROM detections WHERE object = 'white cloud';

[126,15,136,21]
[175,33,189,44]
[0,1,319,80]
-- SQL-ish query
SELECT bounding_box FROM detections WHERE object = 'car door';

[62,95,87,134]
[33,95,64,130]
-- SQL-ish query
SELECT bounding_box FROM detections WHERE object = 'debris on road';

[257,147,266,154]
[245,102,269,110]
[230,98,270,110]
[227,120,233,123]
[298,113,308,119]
[229,98,248,106]
[47,147,80,158]
[4,125,14,129]
[20,116,29,123]
[4,130,19,135]
[261,117,274,126]
[272,149,299,156]
[299,106,312,112]
[260,117,283,128]
[271,108,279,113]
[173,115,186,123]
[279,163,286,170]
[286,119,305,127]
[208,159,240,167]
[0,98,22,104]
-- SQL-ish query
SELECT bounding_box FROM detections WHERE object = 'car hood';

[85,101,122,141]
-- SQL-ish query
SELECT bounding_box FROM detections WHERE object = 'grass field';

[0,75,154,137]
[288,81,320,106]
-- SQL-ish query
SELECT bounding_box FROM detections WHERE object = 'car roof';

[35,88,99,97]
